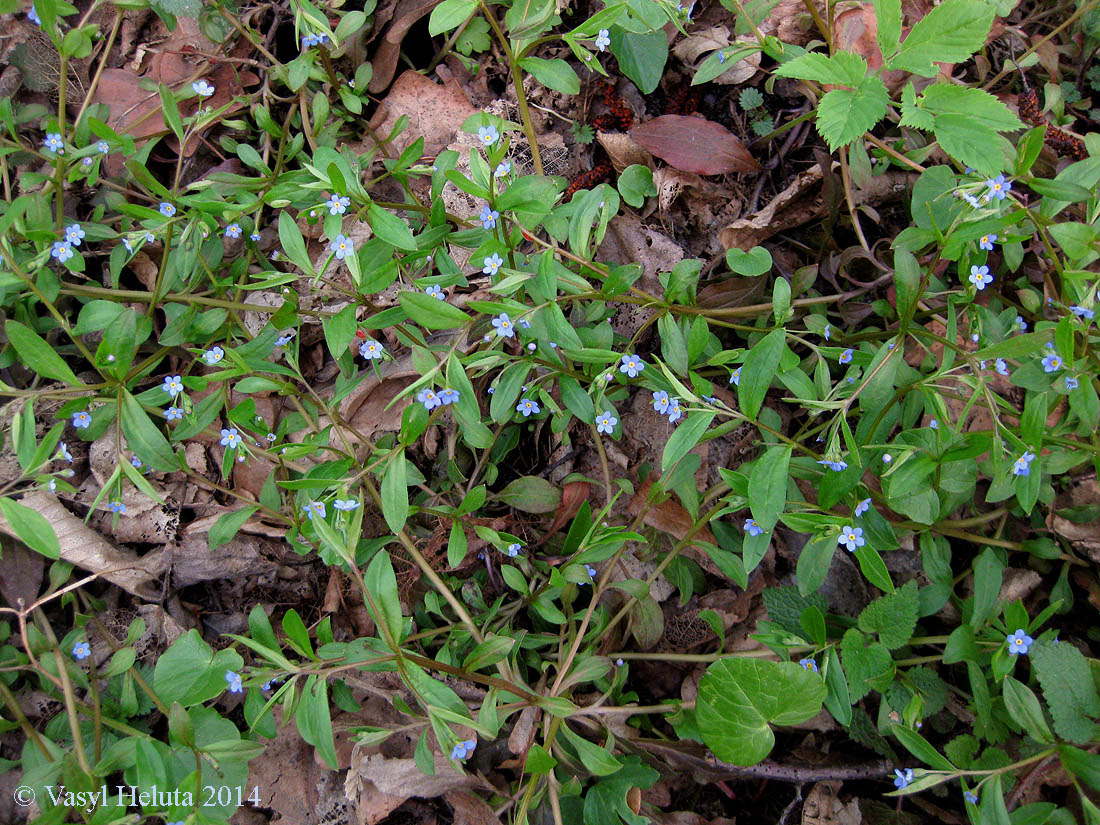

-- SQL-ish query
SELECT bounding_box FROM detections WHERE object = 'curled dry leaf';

[596,131,653,174]
[672,28,761,85]
[630,115,761,176]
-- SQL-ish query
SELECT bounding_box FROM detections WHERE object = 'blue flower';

[818,458,848,472]
[968,265,992,290]
[963,193,982,207]
[1066,376,1079,391]
[718,50,727,63]
[516,398,540,417]
[595,29,611,51]
[929,419,939,430]
[301,501,326,520]
[882,453,892,463]
[225,223,242,238]
[43,132,64,153]
[97,140,109,154]
[666,398,682,423]
[275,331,295,347]
[192,79,215,97]
[165,406,183,421]
[619,353,646,378]
[995,358,1009,376]
[893,768,914,790]
[131,456,143,469]
[109,501,127,514]
[450,739,477,760]
[1070,305,1095,320]
[438,388,460,405]
[985,174,1011,200]
[823,324,831,341]
[595,410,618,434]
[839,348,853,364]
[417,284,443,302]
[204,346,225,366]
[326,194,350,215]
[494,161,511,178]
[1016,315,1027,332]
[329,234,353,260]
[72,641,91,660]
[480,205,499,229]
[159,202,176,217]
[1012,450,1036,476]
[838,525,865,551]
[1041,352,1063,373]
[220,428,243,449]
[162,375,184,396]
[224,670,244,693]
[729,367,741,386]
[798,658,818,672]
[582,564,597,581]
[854,498,871,517]
[65,223,85,246]
[28,5,41,25]
[250,231,261,241]
[506,543,521,557]
[58,442,73,462]
[477,125,500,146]
[964,791,979,805]
[1006,629,1034,655]
[51,241,74,263]
[301,33,319,48]
[652,391,671,414]
[334,499,359,511]
[744,518,763,537]
[483,253,504,276]
[979,234,997,251]
[491,312,514,337]
[359,339,385,360]
[418,389,441,410]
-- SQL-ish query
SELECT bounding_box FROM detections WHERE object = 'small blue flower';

[301,501,326,520]
[979,234,997,251]
[494,161,511,178]
[585,564,597,579]
[329,234,353,260]
[664,397,682,423]
[838,525,865,551]
[109,501,127,514]
[359,339,385,360]
[516,398,540,417]
[595,29,611,51]
[839,348,853,364]
[964,791,979,805]
[729,367,741,386]
[1041,352,1063,373]
[483,253,504,276]
[438,388,460,405]
[506,543,521,557]
[854,497,871,517]
[28,5,41,25]
[619,353,646,378]
[480,205,499,229]
[595,410,618,434]
[250,231,261,241]
[58,442,73,462]
[652,391,671,414]
[326,194,350,215]
[225,223,242,238]
[893,768,914,790]
[224,670,244,693]
[995,358,1009,376]
[275,331,295,347]
[334,499,359,511]
[477,125,500,146]
[65,223,85,246]
[718,51,726,63]
[131,456,143,469]
[518,318,531,328]
[798,658,818,672]
[823,324,831,341]
[301,33,319,48]
[204,346,225,366]
[929,419,939,430]
[491,311,514,337]
[1066,376,1079,391]
[425,284,444,299]
[192,79,215,97]
[744,518,763,537]
[162,375,184,396]
[418,389,441,410]
[1016,315,1028,332]
[159,202,176,217]
[97,140,109,154]
[165,406,183,421]
[1070,304,1095,320]
[51,241,74,263]
[986,175,1011,200]
[818,458,848,472]
[882,453,892,463]
[1013,450,1036,476]
[1006,629,1034,655]
[43,132,64,153]
[72,641,91,660]
[968,265,992,290]
[963,192,982,207]
[450,739,477,760]
[219,428,243,449]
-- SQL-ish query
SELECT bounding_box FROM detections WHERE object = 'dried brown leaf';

[630,115,761,176]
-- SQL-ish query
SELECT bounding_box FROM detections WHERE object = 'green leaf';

[774,50,868,85]
[661,411,716,473]
[506,0,556,38]
[697,659,826,765]
[841,627,894,702]
[157,83,184,142]
[748,446,791,531]
[816,76,889,151]
[322,304,357,362]
[119,390,178,472]
[610,28,667,94]
[209,506,259,550]
[725,246,772,275]
[496,475,561,514]
[1060,745,1100,794]
[368,203,417,250]
[854,545,895,593]
[4,321,82,387]
[152,629,243,708]
[887,0,993,77]
[428,0,477,35]
[617,164,656,207]
[365,550,404,647]
[692,44,761,86]
[277,210,315,277]
[0,496,60,558]
[462,635,515,672]
[297,674,339,769]
[559,723,623,775]
[933,115,1007,177]
[916,83,1023,131]
[399,290,470,329]
[761,586,828,637]
[893,726,955,770]
[796,533,836,597]
[874,0,902,57]
[1030,640,1100,744]
[738,328,785,420]
[1003,676,1054,743]
[381,450,409,534]
[858,580,918,649]
[518,57,580,94]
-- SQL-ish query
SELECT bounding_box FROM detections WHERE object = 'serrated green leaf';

[933,115,1006,177]
[773,50,868,86]
[1030,640,1100,744]
[858,579,918,649]
[761,586,828,637]
[917,83,1023,132]
[887,0,993,77]
[841,627,894,702]
[4,321,82,387]
[816,76,889,151]
[874,0,902,57]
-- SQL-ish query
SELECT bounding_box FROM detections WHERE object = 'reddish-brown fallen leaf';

[630,115,761,176]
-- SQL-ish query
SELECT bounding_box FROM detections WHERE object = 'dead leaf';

[719,165,825,250]
[445,791,503,825]
[672,29,761,84]
[0,540,44,609]
[625,480,723,579]
[802,780,861,825]
[368,0,445,93]
[631,115,761,175]
[596,131,653,174]
[367,70,479,157]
